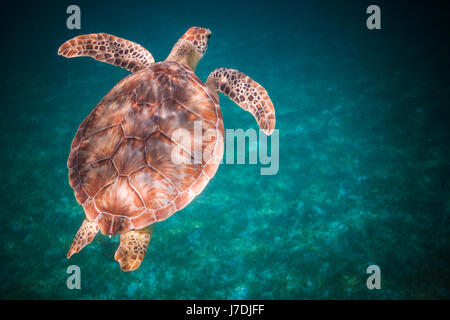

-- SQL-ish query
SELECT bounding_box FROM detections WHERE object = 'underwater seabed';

[0,0,449,299]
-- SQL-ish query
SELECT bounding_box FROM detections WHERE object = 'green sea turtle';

[58,27,276,271]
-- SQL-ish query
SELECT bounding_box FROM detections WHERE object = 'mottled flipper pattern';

[67,219,99,258]
[206,68,275,135]
[58,33,155,72]
[114,228,152,271]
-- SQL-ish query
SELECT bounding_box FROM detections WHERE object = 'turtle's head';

[166,26,211,72]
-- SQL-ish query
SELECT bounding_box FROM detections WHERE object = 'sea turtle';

[58,27,276,271]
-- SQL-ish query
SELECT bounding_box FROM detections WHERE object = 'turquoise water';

[1,0,449,299]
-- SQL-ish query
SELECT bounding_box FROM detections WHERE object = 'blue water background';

[0,0,449,299]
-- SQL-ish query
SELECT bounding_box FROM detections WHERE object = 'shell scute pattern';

[68,61,223,235]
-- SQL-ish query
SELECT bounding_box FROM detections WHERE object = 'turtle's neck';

[166,41,201,72]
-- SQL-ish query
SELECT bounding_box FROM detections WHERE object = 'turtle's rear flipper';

[206,68,276,135]
[58,33,155,72]
[67,219,99,258]
[114,227,152,271]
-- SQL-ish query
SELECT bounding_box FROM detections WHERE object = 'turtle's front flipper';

[67,219,99,258]
[58,33,154,72]
[114,227,152,271]
[206,68,276,135]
